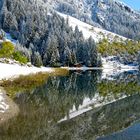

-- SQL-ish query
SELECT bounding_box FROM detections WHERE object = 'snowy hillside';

[57,12,127,42]
[43,0,140,39]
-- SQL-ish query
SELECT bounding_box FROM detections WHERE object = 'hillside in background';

[43,0,140,39]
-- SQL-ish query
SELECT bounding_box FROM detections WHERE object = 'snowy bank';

[0,62,54,80]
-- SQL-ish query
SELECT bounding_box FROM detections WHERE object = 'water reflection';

[98,121,140,140]
[0,70,140,140]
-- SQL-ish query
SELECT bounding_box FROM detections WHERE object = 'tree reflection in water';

[0,70,140,140]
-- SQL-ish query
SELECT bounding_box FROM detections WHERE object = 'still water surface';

[0,70,140,140]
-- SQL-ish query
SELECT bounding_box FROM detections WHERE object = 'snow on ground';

[57,12,127,42]
[0,62,53,80]
[0,90,9,113]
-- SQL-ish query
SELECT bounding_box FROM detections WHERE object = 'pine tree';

[32,51,43,67]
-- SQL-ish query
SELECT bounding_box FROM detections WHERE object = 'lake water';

[0,70,140,140]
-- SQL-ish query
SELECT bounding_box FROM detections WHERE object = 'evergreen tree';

[32,51,43,67]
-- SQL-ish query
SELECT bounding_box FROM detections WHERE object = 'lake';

[0,69,140,140]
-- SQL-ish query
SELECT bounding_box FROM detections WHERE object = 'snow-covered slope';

[58,12,127,42]
[43,0,140,39]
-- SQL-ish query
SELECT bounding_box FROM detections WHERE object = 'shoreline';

[0,61,138,125]
[0,62,54,81]
[0,62,54,125]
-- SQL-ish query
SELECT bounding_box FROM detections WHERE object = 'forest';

[0,0,101,67]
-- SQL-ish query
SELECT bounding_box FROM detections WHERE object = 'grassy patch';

[98,39,140,56]
[0,41,15,58]
[0,41,28,64]
[0,73,49,97]
[13,51,28,64]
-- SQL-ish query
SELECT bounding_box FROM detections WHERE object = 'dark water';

[0,70,140,140]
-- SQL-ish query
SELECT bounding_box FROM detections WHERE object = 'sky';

[121,0,140,10]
